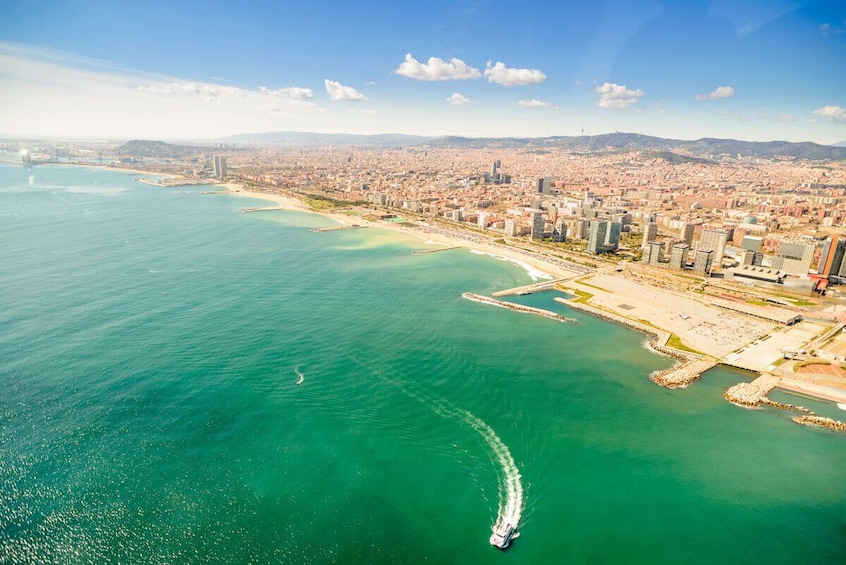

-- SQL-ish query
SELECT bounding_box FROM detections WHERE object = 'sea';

[1,162,844,564]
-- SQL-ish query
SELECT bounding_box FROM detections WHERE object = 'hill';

[219,131,432,147]
[117,140,206,159]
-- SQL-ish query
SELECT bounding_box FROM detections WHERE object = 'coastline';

[212,181,845,419]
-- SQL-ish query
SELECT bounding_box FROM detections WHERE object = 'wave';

[469,249,551,282]
[295,366,305,385]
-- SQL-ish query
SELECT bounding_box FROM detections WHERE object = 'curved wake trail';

[339,353,524,543]
[294,366,305,385]
[431,401,524,541]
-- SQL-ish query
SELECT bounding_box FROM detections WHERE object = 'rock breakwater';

[462,293,576,323]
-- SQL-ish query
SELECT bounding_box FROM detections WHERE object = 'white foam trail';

[295,366,305,385]
[469,250,551,282]
[430,401,523,538]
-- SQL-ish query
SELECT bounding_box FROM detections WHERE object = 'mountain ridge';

[118,133,846,161]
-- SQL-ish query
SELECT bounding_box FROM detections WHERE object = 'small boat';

[489,522,516,549]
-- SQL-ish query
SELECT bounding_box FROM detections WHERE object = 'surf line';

[295,366,305,385]
[430,400,524,548]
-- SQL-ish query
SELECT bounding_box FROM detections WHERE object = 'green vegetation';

[775,295,816,306]
[300,193,366,211]
[666,334,704,355]
[746,299,770,306]
[574,279,611,293]
[564,288,593,304]
[794,360,827,371]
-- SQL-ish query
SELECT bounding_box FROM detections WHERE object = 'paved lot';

[573,274,776,358]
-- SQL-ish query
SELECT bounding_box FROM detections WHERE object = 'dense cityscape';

[10,136,846,297]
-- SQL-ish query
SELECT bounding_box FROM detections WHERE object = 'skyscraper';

[587,220,608,254]
[669,243,690,269]
[698,229,728,265]
[604,221,621,251]
[213,155,227,179]
[818,235,845,279]
[537,177,551,195]
[642,222,658,249]
[530,211,545,240]
[693,249,714,275]
[679,223,695,246]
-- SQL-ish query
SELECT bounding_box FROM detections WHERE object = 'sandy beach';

[223,182,846,413]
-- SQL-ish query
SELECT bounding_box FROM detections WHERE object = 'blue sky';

[1,0,844,142]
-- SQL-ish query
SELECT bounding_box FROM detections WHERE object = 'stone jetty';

[791,415,846,432]
[411,246,459,255]
[723,375,781,408]
[241,206,287,213]
[311,225,367,232]
[723,376,846,432]
[462,293,577,323]
[650,358,718,389]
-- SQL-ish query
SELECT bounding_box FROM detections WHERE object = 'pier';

[411,246,460,255]
[493,277,571,297]
[462,293,576,323]
[241,206,287,213]
[310,225,367,232]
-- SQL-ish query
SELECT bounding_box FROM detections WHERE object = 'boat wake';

[295,366,305,385]
[430,401,523,547]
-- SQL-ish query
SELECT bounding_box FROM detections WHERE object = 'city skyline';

[1,0,845,143]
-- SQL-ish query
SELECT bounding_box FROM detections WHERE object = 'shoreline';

[132,176,846,418]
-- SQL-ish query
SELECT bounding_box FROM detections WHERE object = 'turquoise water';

[1,163,844,564]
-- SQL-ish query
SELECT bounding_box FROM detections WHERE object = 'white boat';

[489,522,516,549]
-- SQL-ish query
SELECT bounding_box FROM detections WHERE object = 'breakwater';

[411,246,459,255]
[311,225,367,232]
[723,375,781,408]
[723,376,846,433]
[791,415,846,432]
[241,206,286,213]
[463,293,576,323]
[553,295,714,388]
[493,277,571,297]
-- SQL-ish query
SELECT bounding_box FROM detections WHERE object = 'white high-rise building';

[698,229,728,265]
[213,155,227,179]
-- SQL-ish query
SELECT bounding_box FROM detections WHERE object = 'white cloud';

[594,82,644,109]
[484,61,546,86]
[395,53,481,81]
[259,86,314,100]
[695,86,736,101]
[0,42,321,138]
[518,99,552,108]
[324,79,367,101]
[812,105,846,123]
[446,93,476,105]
